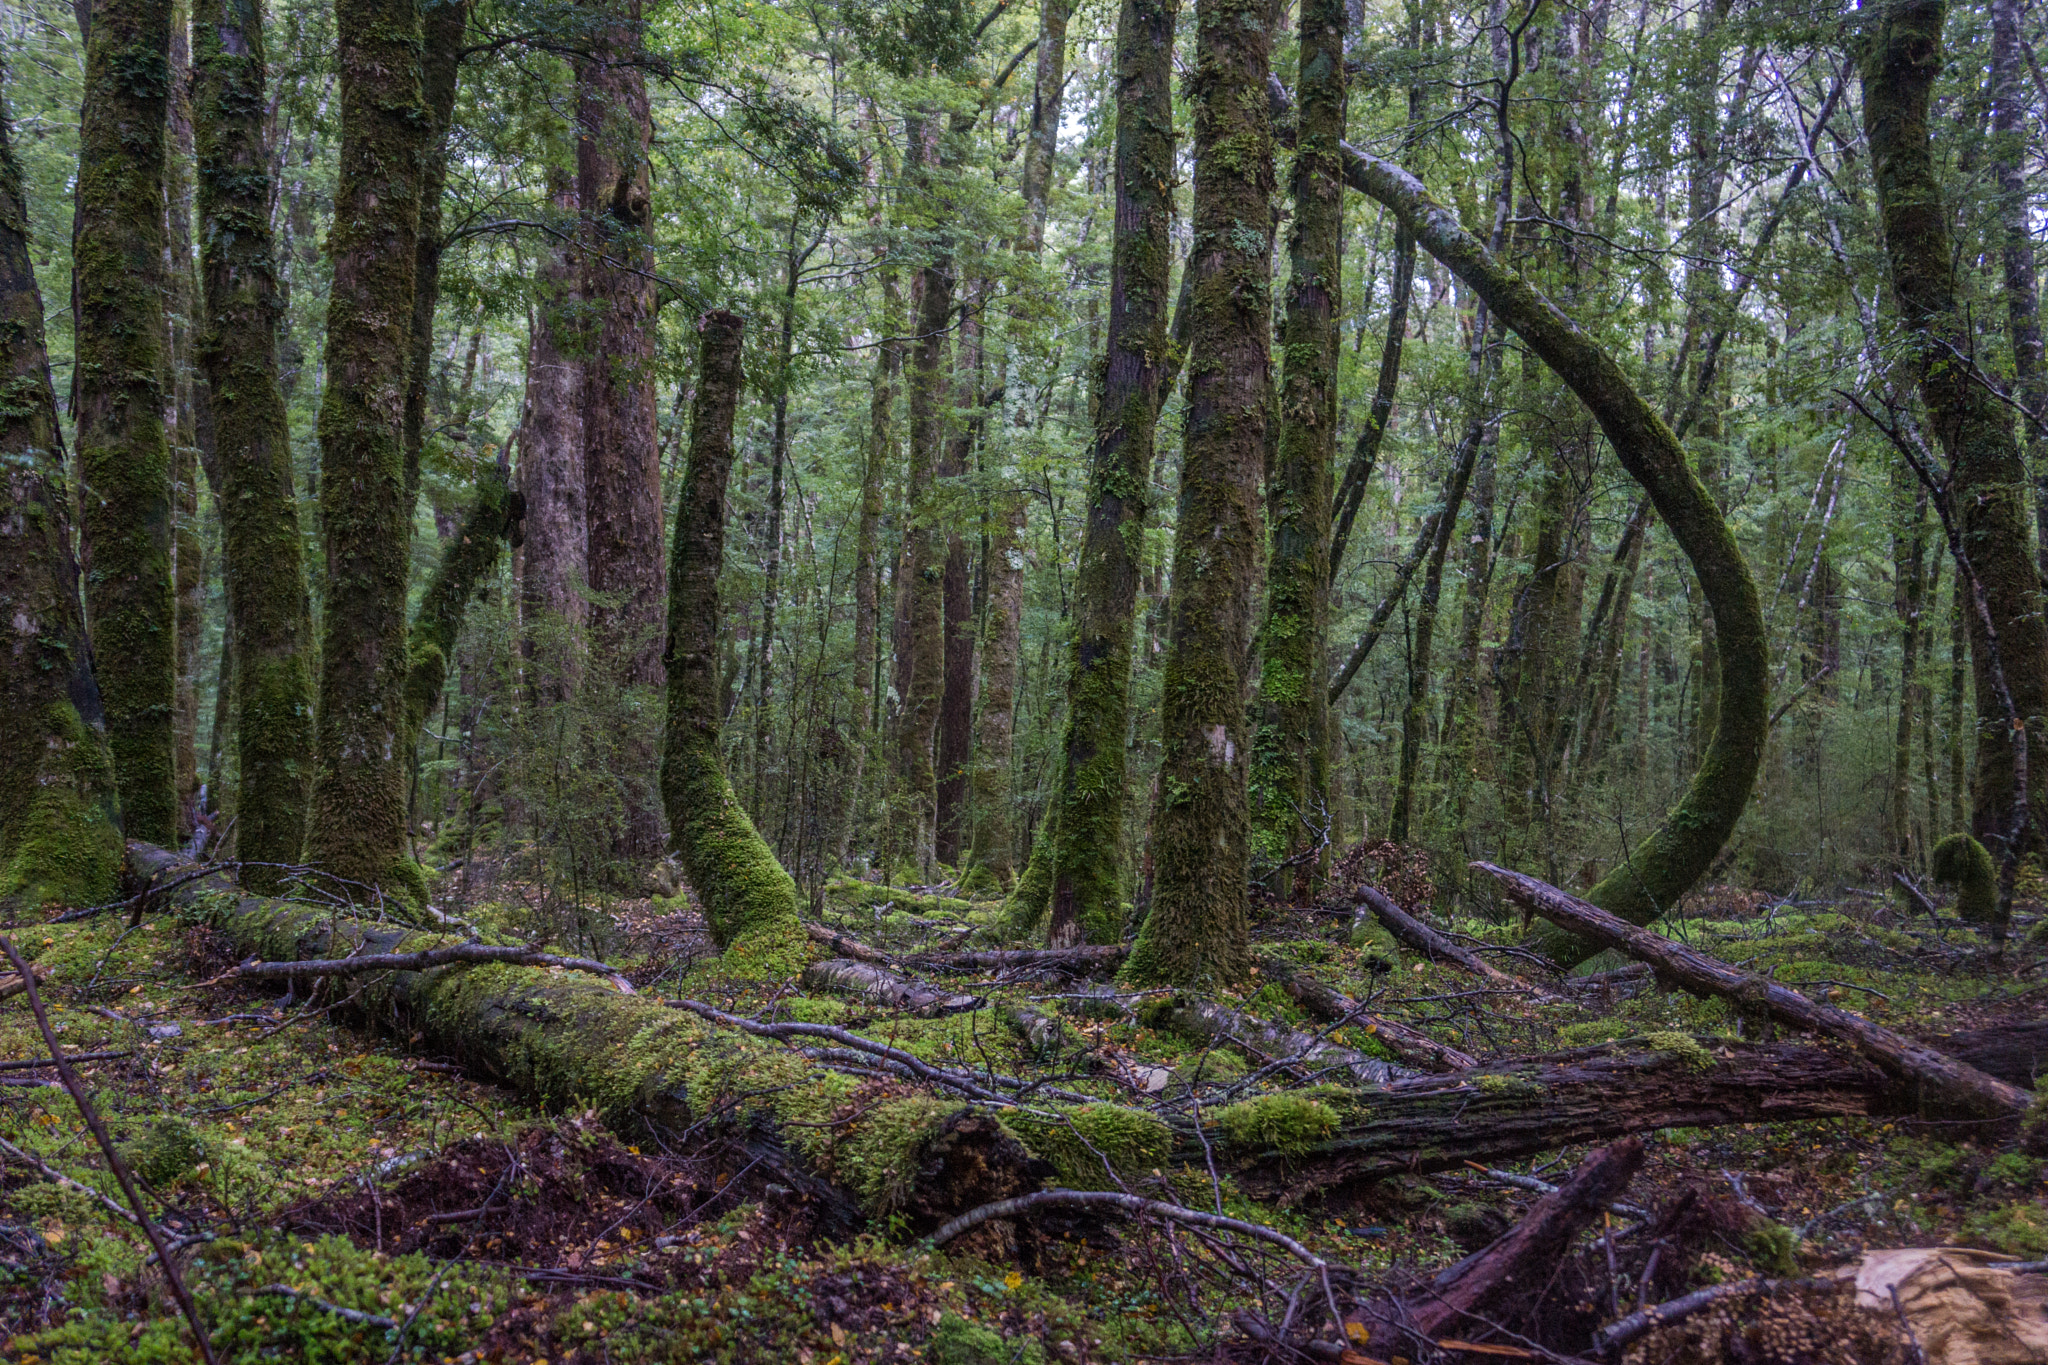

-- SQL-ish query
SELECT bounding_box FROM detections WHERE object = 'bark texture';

[194,0,316,888]
[404,467,519,772]
[76,0,177,844]
[660,311,808,974]
[1038,0,1177,948]
[166,10,202,836]
[1122,0,1273,987]
[399,0,468,513]
[515,171,587,700]
[0,98,123,906]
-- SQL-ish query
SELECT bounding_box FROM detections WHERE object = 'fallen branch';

[1258,956,1480,1071]
[802,923,896,965]
[926,1189,1324,1267]
[1151,996,1413,1086]
[906,943,1129,974]
[0,1050,128,1071]
[1465,1162,1650,1221]
[254,1284,399,1331]
[0,938,218,1365]
[0,962,51,1003]
[207,942,635,994]
[1591,1276,1833,1355]
[801,958,980,1016]
[1472,862,2030,1120]
[0,1134,140,1226]
[1892,872,1942,925]
[1925,1019,2048,1088]
[1355,886,1556,998]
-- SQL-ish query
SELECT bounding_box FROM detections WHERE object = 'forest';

[0,0,2045,1356]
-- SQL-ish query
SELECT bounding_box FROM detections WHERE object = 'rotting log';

[1928,1020,2048,1088]
[1257,956,1480,1072]
[1474,862,2030,1120]
[1354,885,1555,997]
[801,958,981,1017]
[907,943,1128,974]
[1148,995,1412,1085]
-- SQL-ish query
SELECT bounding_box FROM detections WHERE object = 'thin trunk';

[753,218,803,814]
[306,0,428,898]
[935,278,986,866]
[1016,0,1068,256]
[516,169,587,702]
[578,0,664,866]
[1327,229,1410,585]
[844,187,900,866]
[167,6,203,837]
[1391,428,1481,843]
[400,0,468,517]
[76,0,176,843]
[1894,473,1928,862]
[1123,0,1274,987]
[1037,0,1176,948]
[661,310,806,970]
[969,493,1025,882]
[0,92,124,905]
[1992,0,2048,580]
[1252,0,1345,894]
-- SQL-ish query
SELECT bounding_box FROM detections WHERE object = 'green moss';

[1963,1202,2048,1257]
[1211,1093,1339,1155]
[1742,1221,1800,1274]
[1005,1103,1174,1189]
[929,1311,1046,1365]
[1557,1019,1631,1047]
[1347,919,1403,971]
[1,702,123,908]
[1641,1031,1715,1071]
[1170,1050,1247,1091]
[1474,1073,1540,1097]
[125,1116,203,1187]
[1932,833,1999,924]
[831,1097,960,1210]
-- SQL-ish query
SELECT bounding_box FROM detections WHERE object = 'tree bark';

[1990,0,2048,584]
[969,493,1025,882]
[193,0,317,889]
[166,7,203,838]
[0,95,123,906]
[1389,429,1480,843]
[1037,0,1176,948]
[1861,0,2047,859]
[403,467,519,780]
[1015,0,1067,257]
[1327,230,1410,585]
[1122,0,1273,987]
[660,311,807,972]
[76,0,177,844]
[1252,0,1344,894]
[752,216,806,815]
[935,281,985,866]
[578,0,664,867]
[399,0,468,516]
[515,169,587,703]
[306,0,428,900]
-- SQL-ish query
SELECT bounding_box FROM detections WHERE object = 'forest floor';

[0,849,2044,1364]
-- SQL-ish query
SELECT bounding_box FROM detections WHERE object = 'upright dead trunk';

[0,93,124,906]
[1036,0,1176,947]
[75,0,176,844]
[1861,0,2047,867]
[661,311,807,974]
[306,0,427,899]
[1122,0,1273,987]
[1991,0,2048,581]
[1251,0,1344,894]
[166,6,202,837]
[578,0,664,866]
[516,169,587,702]
[400,0,469,516]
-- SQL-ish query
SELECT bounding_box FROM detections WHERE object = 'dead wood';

[800,957,980,1016]
[1257,956,1481,1071]
[1927,1019,2048,1088]
[206,942,636,993]
[1355,885,1555,998]
[1474,861,2030,1120]
[1150,995,1413,1085]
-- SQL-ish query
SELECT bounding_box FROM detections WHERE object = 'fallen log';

[1355,885,1556,998]
[802,923,895,965]
[1927,1019,2048,1088]
[905,943,1129,974]
[1473,861,2030,1120]
[800,958,980,1016]
[1148,995,1413,1085]
[1218,1035,1908,1200]
[206,942,636,993]
[1257,956,1480,1072]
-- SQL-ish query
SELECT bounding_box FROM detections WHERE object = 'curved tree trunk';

[76,0,176,844]
[660,311,808,973]
[194,0,317,889]
[1123,0,1274,987]
[0,96,123,907]
[1036,0,1176,948]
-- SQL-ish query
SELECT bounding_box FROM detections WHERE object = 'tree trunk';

[1991,0,2048,584]
[194,0,315,888]
[970,494,1025,883]
[1252,0,1344,894]
[1327,230,1410,584]
[1015,0,1067,257]
[166,7,203,839]
[1390,429,1480,844]
[660,311,808,973]
[0,96,124,906]
[404,468,518,782]
[76,0,177,844]
[1123,0,1274,987]
[1037,0,1176,948]
[578,0,664,867]
[935,280,985,867]
[752,217,804,815]
[400,0,468,516]
[1861,0,2047,861]
[307,0,427,901]
[516,169,587,703]
[1894,471,1929,862]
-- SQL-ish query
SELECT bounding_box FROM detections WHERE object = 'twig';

[0,1050,129,1070]
[1462,1162,1650,1220]
[925,1189,1326,1268]
[1592,1277,1832,1354]
[0,937,219,1365]
[255,1284,398,1331]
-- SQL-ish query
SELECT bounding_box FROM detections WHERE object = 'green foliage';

[1931,833,1999,924]
[1211,1093,1340,1155]
[928,1311,1046,1365]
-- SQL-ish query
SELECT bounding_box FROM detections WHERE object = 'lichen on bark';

[660,311,809,976]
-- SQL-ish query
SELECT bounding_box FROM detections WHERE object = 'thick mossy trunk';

[1251,0,1343,895]
[194,0,316,890]
[403,467,519,775]
[660,312,808,975]
[307,0,427,900]
[0,100,123,906]
[1123,0,1273,988]
[75,0,177,845]
[1330,122,1767,969]
[578,0,665,867]
[166,12,202,836]
[1861,0,2048,865]
[1038,0,1176,949]
[399,0,468,515]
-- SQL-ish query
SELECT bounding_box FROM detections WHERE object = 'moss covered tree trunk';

[75,0,176,845]
[404,467,517,783]
[399,0,468,516]
[166,6,203,838]
[1991,0,2048,583]
[1332,120,1767,970]
[1251,0,1343,895]
[1860,0,2048,861]
[0,94,124,907]
[935,278,985,868]
[1122,0,1273,987]
[578,0,664,867]
[661,311,808,974]
[306,0,427,898]
[1036,0,1177,948]
[969,493,1025,884]
[515,169,587,703]
[194,0,325,876]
